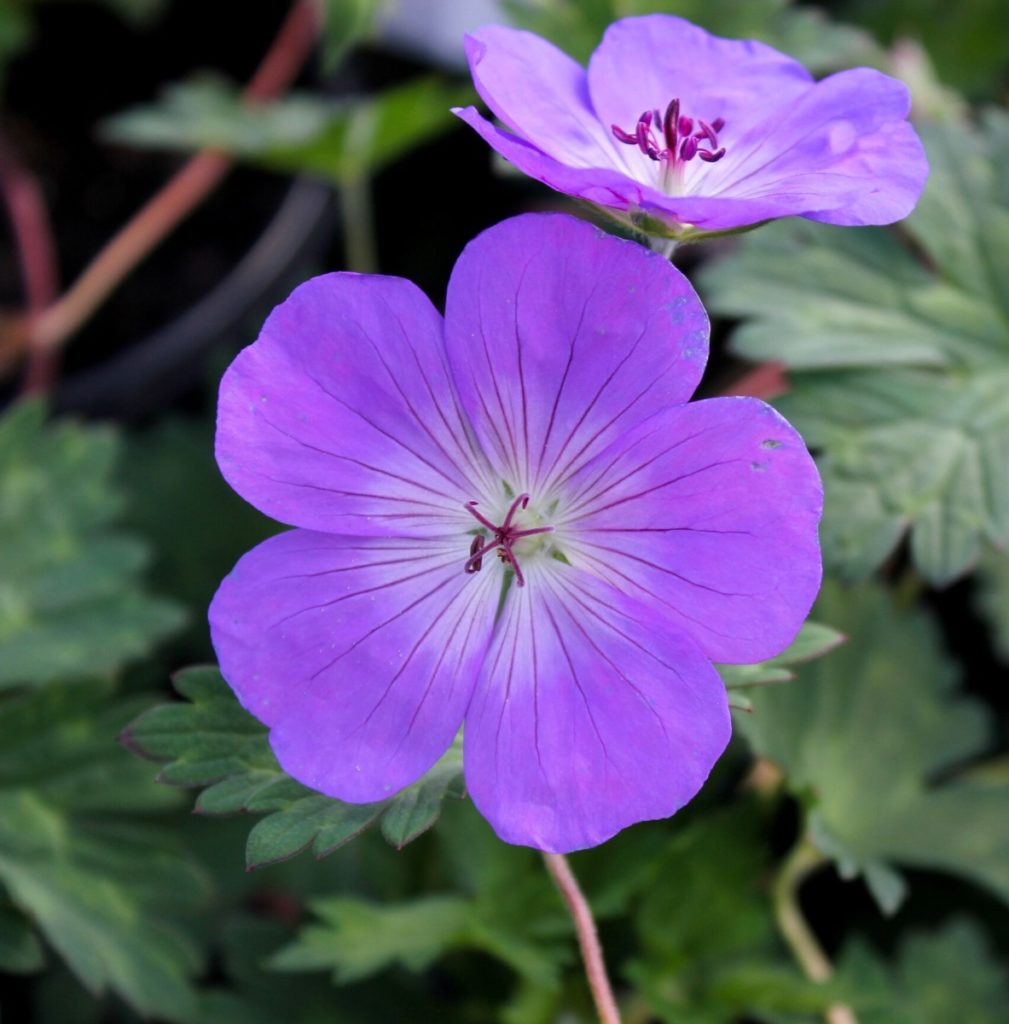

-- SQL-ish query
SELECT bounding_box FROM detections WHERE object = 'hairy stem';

[542,852,622,1024]
[25,0,319,369]
[0,140,60,391]
[773,839,859,1024]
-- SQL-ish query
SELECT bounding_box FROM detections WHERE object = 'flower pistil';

[464,493,555,587]
[612,98,726,191]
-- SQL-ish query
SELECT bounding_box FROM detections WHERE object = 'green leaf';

[628,804,841,1023]
[502,0,879,71]
[0,903,45,973]
[122,418,275,660]
[718,620,845,689]
[270,895,473,982]
[270,802,570,992]
[738,581,1009,914]
[0,682,208,1020]
[840,919,1009,1024]
[124,666,466,864]
[103,76,473,185]
[318,0,378,70]
[975,545,1009,662]
[0,401,184,688]
[699,116,1009,583]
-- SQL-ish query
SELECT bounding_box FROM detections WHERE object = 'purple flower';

[209,213,822,852]
[455,16,928,239]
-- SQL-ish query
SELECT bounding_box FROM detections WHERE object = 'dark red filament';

[463,493,554,588]
[612,98,726,166]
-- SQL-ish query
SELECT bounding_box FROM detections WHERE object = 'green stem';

[772,838,859,1024]
[339,176,378,274]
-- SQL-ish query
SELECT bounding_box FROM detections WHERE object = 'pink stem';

[543,852,622,1024]
[722,360,789,400]
[23,0,319,373]
[0,140,60,392]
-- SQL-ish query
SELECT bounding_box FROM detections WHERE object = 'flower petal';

[216,273,492,537]
[454,106,651,212]
[558,397,822,663]
[209,529,498,801]
[444,213,708,495]
[462,26,629,172]
[707,68,928,227]
[587,15,812,150]
[464,562,730,852]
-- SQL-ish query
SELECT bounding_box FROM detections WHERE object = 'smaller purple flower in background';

[210,213,822,853]
[455,16,928,240]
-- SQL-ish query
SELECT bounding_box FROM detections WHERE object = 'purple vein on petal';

[272,555,460,630]
[360,576,489,735]
[259,415,461,502]
[303,369,473,494]
[563,457,744,523]
[556,418,728,517]
[543,341,675,492]
[561,539,754,641]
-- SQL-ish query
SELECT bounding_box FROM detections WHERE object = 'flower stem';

[339,176,378,273]
[772,838,859,1024]
[24,0,319,373]
[542,852,622,1024]
[0,139,60,392]
[723,360,789,400]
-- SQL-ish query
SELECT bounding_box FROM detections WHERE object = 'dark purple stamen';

[611,97,727,170]
[463,493,554,588]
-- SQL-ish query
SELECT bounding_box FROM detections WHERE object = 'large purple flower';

[455,16,928,239]
[209,213,822,852]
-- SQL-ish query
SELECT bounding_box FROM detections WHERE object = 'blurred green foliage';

[502,0,881,72]
[700,115,1009,585]
[104,76,473,187]
[3,0,1009,1021]
[124,666,468,864]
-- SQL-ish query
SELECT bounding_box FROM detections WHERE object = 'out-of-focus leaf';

[776,368,1009,586]
[840,919,1009,1024]
[0,681,208,1019]
[271,803,570,992]
[700,117,1009,584]
[270,896,472,981]
[975,546,1009,663]
[840,0,1009,99]
[628,804,842,1023]
[92,0,168,24]
[123,666,466,864]
[319,0,379,69]
[738,581,1009,914]
[502,0,879,71]
[0,402,184,688]
[123,419,274,660]
[0,1,32,77]
[104,76,472,184]
[718,620,845,688]
[0,903,45,973]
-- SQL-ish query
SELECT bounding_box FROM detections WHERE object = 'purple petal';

[558,397,822,663]
[462,26,628,173]
[209,529,498,801]
[453,106,651,213]
[707,68,929,227]
[216,273,491,537]
[443,213,708,495]
[464,561,730,852]
[587,16,812,151]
